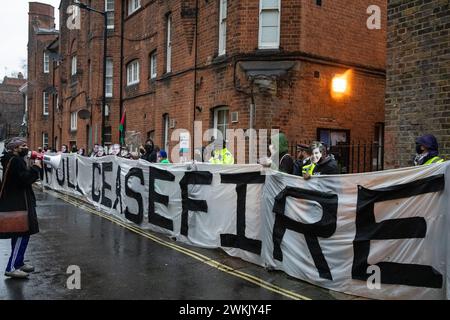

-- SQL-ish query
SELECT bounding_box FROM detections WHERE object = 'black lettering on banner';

[113,165,123,214]
[179,171,213,236]
[149,167,176,231]
[272,187,338,280]
[66,157,75,189]
[101,162,113,208]
[56,158,66,186]
[92,163,101,203]
[124,168,144,224]
[75,159,84,195]
[353,175,445,288]
[220,172,266,255]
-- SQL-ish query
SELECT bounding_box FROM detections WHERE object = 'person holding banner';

[414,134,445,166]
[303,141,339,180]
[0,137,41,279]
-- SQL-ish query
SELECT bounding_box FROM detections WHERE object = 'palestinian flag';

[119,108,126,145]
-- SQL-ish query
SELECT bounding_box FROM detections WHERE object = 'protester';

[0,137,41,279]
[414,134,445,166]
[293,143,311,176]
[140,139,159,163]
[268,133,294,174]
[61,144,69,154]
[96,146,105,157]
[110,144,121,156]
[71,145,78,154]
[303,141,339,180]
[78,148,86,156]
[90,144,100,157]
[158,150,170,164]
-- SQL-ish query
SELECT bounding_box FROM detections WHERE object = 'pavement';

[0,189,362,300]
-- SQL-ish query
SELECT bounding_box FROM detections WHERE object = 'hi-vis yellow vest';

[209,148,234,165]
[302,163,316,175]
[424,156,444,165]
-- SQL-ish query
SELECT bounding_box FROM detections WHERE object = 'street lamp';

[72,0,107,147]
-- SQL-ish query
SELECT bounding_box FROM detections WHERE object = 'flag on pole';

[119,108,126,145]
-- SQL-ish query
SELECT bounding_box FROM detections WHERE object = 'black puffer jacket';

[0,152,40,239]
[313,156,339,175]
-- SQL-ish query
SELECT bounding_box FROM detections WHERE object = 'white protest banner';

[43,154,450,299]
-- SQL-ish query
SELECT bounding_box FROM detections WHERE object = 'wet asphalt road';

[0,189,356,300]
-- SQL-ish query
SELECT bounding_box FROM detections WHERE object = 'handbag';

[0,158,30,233]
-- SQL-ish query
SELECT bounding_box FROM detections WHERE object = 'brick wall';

[27,2,58,150]
[385,0,450,168]
[0,76,26,139]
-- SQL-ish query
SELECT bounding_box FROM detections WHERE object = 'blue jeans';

[6,236,30,272]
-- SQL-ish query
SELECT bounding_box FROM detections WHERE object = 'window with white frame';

[44,52,50,73]
[43,92,49,115]
[42,133,49,147]
[106,58,113,97]
[166,14,172,73]
[128,0,140,15]
[258,0,281,49]
[218,0,227,56]
[150,51,157,79]
[106,0,115,29]
[71,55,77,75]
[213,107,229,140]
[71,112,78,131]
[127,60,140,86]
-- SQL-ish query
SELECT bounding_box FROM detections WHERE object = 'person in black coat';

[303,142,339,180]
[0,137,41,279]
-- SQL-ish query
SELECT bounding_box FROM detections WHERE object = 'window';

[71,55,77,76]
[106,58,113,97]
[128,0,140,15]
[150,51,157,79]
[163,114,169,152]
[44,52,50,73]
[166,15,172,73]
[106,0,115,29]
[258,0,281,49]
[218,0,227,56]
[42,133,49,147]
[43,92,49,115]
[104,126,112,145]
[71,112,78,131]
[127,60,140,86]
[213,107,229,140]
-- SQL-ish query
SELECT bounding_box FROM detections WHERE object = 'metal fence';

[289,141,384,174]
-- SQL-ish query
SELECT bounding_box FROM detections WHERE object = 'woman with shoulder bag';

[0,137,41,279]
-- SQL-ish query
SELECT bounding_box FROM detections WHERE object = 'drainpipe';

[192,0,199,160]
[119,0,125,145]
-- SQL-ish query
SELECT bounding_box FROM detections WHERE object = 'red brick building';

[27,2,58,149]
[28,0,387,170]
[0,74,27,140]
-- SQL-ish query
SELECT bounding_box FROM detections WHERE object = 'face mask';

[19,148,29,157]
[416,144,423,154]
[311,148,322,164]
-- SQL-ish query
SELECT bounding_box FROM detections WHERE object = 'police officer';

[209,139,234,165]
[414,134,445,166]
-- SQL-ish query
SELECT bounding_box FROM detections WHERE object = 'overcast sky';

[0,0,60,81]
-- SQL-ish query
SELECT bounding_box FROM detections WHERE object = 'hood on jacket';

[271,133,289,155]
[416,134,439,157]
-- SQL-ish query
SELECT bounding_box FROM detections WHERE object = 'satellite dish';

[78,109,91,120]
